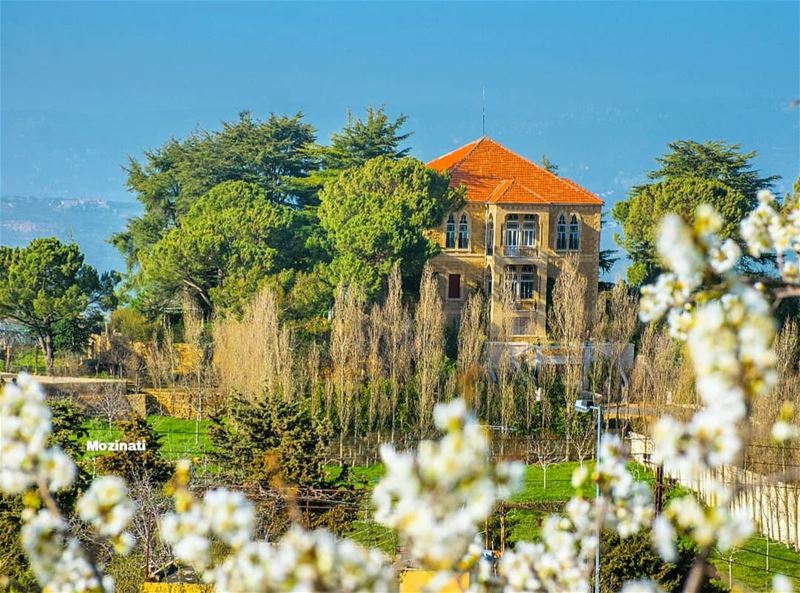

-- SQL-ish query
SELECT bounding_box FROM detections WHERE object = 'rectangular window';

[520,266,535,299]
[522,215,537,248]
[448,274,461,300]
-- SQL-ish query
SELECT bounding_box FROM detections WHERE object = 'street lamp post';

[575,396,602,593]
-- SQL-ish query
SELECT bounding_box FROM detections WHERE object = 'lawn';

[82,415,214,460]
[709,535,800,592]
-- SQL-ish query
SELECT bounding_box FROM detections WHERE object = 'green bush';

[209,395,330,487]
[601,529,726,593]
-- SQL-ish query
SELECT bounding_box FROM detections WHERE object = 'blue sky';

[1,1,798,276]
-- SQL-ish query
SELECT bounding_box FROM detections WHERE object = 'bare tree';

[532,438,559,491]
[127,470,174,581]
[330,283,366,450]
[573,421,596,466]
[592,280,638,403]
[384,266,412,440]
[304,340,322,417]
[457,293,487,411]
[497,346,516,431]
[212,287,295,401]
[414,265,444,435]
[551,254,587,458]
[89,385,131,428]
[518,361,540,432]
[366,303,386,432]
[144,328,177,389]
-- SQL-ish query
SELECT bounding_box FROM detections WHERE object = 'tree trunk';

[40,333,55,375]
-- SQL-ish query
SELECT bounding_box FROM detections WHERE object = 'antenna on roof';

[482,86,486,136]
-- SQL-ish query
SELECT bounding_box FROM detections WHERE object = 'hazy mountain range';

[0,195,141,273]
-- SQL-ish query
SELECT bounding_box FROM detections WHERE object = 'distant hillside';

[0,195,141,273]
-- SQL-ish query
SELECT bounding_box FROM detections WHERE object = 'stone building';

[426,137,602,340]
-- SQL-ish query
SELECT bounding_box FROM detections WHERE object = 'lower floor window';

[505,265,536,300]
[520,266,535,299]
[448,274,461,299]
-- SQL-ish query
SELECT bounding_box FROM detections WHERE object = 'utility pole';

[575,394,602,593]
[482,86,486,136]
[654,464,664,515]
[594,404,601,593]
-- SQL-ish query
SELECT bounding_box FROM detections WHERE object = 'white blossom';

[772,420,800,442]
[773,574,794,593]
[620,579,665,593]
[708,239,741,274]
[652,515,677,562]
[373,398,522,569]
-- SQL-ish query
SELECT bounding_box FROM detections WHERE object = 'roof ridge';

[426,137,483,167]
[447,136,486,172]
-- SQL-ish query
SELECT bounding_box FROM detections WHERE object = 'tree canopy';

[646,140,778,200]
[113,107,414,317]
[111,111,318,276]
[0,238,116,373]
[612,140,777,285]
[321,107,411,171]
[139,180,306,316]
[318,156,460,298]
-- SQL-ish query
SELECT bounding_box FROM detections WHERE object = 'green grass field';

[709,535,800,592]
[82,415,214,460]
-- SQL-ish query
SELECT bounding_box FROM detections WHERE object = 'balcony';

[502,244,539,258]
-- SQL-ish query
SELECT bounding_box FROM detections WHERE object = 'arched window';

[458,213,469,249]
[486,215,494,255]
[556,214,567,250]
[569,214,580,250]
[520,265,535,299]
[445,214,456,249]
[522,214,538,249]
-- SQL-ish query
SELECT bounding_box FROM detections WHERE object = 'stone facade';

[426,138,602,341]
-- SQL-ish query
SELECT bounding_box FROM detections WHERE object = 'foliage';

[110,307,155,342]
[52,311,104,353]
[0,238,116,373]
[112,111,318,271]
[600,530,726,593]
[539,154,559,175]
[95,417,172,484]
[613,177,749,284]
[322,107,411,171]
[140,180,307,315]
[612,140,776,285]
[209,395,330,487]
[112,109,418,319]
[49,397,90,459]
[319,156,460,297]
[646,140,778,200]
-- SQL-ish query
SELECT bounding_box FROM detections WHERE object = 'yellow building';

[427,137,602,340]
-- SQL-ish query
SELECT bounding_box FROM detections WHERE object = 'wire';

[710,552,800,583]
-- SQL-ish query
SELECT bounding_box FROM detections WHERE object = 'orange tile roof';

[427,137,603,206]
